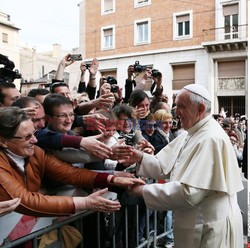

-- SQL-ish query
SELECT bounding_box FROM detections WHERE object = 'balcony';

[202,24,248,53]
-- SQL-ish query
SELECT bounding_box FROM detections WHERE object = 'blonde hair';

[154,109,172,121]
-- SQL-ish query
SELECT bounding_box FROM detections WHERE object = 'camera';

[110,84,118,93]
[118,135,134,146]
[151,69,162,78]
[106,76,117,85]
[134,61,147,73]
[70,54,82,61]
[0,54,22,83]
[85,63,91,69]
[105,76,118,93]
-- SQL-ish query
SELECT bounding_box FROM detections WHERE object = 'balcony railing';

[202,24,248,52]
[202,24,248,43]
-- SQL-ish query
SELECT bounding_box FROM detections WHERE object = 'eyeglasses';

[12,130,36,141]
[51,113,76,120]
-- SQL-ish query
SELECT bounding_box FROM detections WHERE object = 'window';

[223,4,239,39]
[177,15,190,36]
[218,96,245,116]
[172,64,195,90]
[101,70,117,79]
[217,60,245,92]
[134,0,151,8]
[134,18,151,45]
[2,33,8,43]
[101,25,115,50]
[173,10,193,40]
[101,0,115,15]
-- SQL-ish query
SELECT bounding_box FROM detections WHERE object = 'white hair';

[188,91,211,113]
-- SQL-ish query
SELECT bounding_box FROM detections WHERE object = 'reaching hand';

[80,133,113,159]
[111,176,145,188]
[127,65,135,80]
[100,83,111,96]
[89,58,99,76]
[80,62,87,74]
[22,106,39,117]
[109,139,133,160]
[94,93,115,110]
[142,68,152,81]
[137,140,155,154]
[61,54,75,67]
[118,148,143,166]
[74,188,121,213]
[0,198,21,217]
[114,171,135,178]
[152,73,162,87]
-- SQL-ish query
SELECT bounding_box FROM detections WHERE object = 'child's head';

[113,104,135,134]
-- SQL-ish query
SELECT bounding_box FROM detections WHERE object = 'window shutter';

[223,4,239,16]
[104,0,113,11]
[104,28,113,36]
[176,14,189,23]
[218,61,245,78]
[172,64,195,90]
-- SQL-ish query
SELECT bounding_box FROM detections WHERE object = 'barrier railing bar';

[97,212,101,248]
[0,210,94,248]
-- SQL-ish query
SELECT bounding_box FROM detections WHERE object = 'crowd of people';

[0,53,247,248]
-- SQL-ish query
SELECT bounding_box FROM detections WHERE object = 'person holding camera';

[123,65,136,103]
[96,76,123,107]
[51,55,114,115]
[77,58,99,100]
[54,54,98,101]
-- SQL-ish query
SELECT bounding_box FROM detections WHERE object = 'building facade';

[20,44,71,89]
[78,0,248,115]
[0,10,21,88]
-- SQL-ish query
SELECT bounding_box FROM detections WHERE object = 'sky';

[0,0,80,52]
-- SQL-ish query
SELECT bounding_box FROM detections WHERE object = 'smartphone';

[71,54,82,61]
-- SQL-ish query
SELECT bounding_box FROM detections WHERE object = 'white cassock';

[137,115,243,248]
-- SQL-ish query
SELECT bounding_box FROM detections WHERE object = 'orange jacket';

[0,146,108,217]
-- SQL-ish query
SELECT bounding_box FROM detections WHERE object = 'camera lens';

[152,69,161,78]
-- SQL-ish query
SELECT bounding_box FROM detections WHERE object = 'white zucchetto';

[183,84,211,102]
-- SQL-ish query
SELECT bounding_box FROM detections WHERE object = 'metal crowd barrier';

[0,187,173,248]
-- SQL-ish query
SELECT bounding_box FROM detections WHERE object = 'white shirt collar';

[6,149,26,172]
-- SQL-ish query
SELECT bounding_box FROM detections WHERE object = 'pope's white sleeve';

[181,184,210,206]
[137,152,167,179]
[142,181,210,211]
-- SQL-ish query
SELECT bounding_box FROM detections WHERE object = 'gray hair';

[188,91,211,113]
[0,107,30,139]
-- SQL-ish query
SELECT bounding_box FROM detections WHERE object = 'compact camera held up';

[133,61,161,78]
[151,69,162,78]
[70,54,82,61]
[133,61,147,73]
[105,76,118,93]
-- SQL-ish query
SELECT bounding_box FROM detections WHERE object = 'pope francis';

[126,84,244,248]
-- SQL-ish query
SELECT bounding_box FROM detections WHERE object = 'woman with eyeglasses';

[0,107,145,216]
